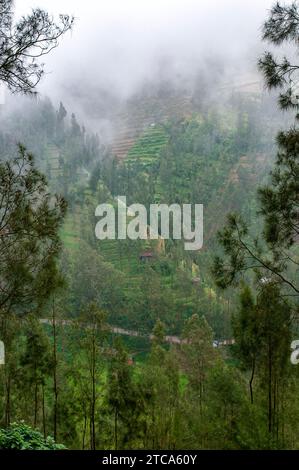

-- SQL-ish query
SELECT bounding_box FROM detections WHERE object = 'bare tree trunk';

[5,372,11,427]
[82,409,87,450]
[52,298,58,441]
[90,333,96,450]
[114,409,118,450]
[249,356,255,405]
[274,377,279,444]
[42,383,46,438]
[34,382,38,427]
[268,339,272,435]
[281,386,285,448]
[3,317,11,427]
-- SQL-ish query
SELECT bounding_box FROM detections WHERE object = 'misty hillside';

[2,0,299,454]
[0,79,284,337]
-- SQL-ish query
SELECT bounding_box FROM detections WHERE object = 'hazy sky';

[12,0,282,134]
[14,0,277,96]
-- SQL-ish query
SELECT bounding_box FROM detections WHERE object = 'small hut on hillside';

[139,251,154,262]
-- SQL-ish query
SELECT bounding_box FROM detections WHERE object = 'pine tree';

[0,146,67,315]
[213,2,299,297]
[106,338,141,450]
[75,303,107,450]
[259,2,299,116]
[0,0,73,94]
[20,317,53,434]
[0,2,74,212]
[233,286,260,404]
[255,284,292,444]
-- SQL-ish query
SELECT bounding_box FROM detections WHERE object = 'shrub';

[0,422,66,450]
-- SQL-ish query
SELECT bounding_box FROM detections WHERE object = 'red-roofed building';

[139,251,154,262]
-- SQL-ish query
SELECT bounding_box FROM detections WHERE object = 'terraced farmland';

[110,89,193,159]
[126,125,168,168]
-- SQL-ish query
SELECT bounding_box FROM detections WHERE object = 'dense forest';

[1,0,299,452]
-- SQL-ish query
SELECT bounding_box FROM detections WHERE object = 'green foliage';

[0,423,65,450]
[1,1,299,450]
[258,128,299,249]
[258,2,299,115]
[106,338,144,449]
[126,125,168,167]
[0,146,67,314]
[212,2,299,449]
[214,10,299,298]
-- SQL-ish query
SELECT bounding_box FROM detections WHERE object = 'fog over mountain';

[13,0,276,126]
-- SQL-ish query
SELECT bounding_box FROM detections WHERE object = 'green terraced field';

[126,125,168,166]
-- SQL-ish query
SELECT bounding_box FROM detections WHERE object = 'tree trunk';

[90,333,96,450]
[52,298,58,441]
[114,409,118,450]
[42,383,46,438]
[3,317,11,427]
[268,339,272,435]
[5,372,11,427]
[249,356,255,405]
[82,410,87,450]
[34,382,38,427]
